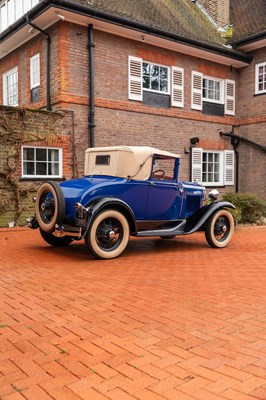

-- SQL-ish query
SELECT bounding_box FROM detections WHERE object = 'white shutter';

[191,71,203,110]
[225,79,235,115]
[224,150,234,185]
[192,147,203,183]
[171,67,184,108]
[128,56,143,101]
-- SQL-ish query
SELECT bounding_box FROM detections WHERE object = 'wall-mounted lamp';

[140,35,145,42]
[190,137,199,146]
[56,12,65,21]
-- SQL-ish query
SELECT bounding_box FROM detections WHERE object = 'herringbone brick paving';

[0,226,265,400]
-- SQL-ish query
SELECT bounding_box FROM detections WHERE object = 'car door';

[144,156,182,220]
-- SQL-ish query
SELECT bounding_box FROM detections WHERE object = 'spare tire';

[35,182,65,233]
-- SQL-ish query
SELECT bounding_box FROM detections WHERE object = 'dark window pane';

[36,162,47,175]
[151,77,159,91]
[143,76,150,89]
[150,65,159,77]
[142,63,149,75]
[36,148,47,161]
[23,148,34,161]
[23,161,34,175]
[95,155,110,165]
[160,80,168,92]
[160,67,168,79]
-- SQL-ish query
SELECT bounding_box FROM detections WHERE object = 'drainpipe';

[26,16,51,111]
[220,127,240,193]
[88,24,95,147]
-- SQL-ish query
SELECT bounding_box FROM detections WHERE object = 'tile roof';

[72,0,226,47]
[230,0,266,42]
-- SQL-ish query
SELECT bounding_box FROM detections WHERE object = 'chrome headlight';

[208,189,219,201]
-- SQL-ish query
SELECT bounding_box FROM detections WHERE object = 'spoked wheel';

[205,209,234,248]
[40,229,73,247]
[35,182,65,233]
[85,209,130,259]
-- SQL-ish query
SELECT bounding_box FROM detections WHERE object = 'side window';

[191,71,235,116]
[3,66,18,106]
[191,148,234,186]
[151,156,176,181]
[128,56,184,108]
[255,62,266,95]
[22,147,62,178]
[30,53,40,103]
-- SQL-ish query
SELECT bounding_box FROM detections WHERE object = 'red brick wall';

[0,21,265,203]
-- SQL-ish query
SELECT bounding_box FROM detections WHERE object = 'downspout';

[26,16,51,111]
[88,24,95,147]
[220,127,240,193]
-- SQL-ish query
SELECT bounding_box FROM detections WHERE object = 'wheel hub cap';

[108,230,116,239]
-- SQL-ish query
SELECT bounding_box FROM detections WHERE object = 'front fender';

[87,197,137,234]
[183,201,235,234]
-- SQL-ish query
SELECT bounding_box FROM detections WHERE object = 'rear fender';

[183,201,235,234]
[87,197,137,234]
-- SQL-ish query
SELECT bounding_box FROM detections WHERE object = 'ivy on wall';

[0,106,71,226]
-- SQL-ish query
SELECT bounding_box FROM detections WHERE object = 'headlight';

[208,189,219,201]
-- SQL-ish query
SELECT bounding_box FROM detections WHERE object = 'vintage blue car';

[28,146,235,259]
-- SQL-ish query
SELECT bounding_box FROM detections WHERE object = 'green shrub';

[223,192,266,225]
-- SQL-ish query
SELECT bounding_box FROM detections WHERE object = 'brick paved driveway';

[0,226,265,400]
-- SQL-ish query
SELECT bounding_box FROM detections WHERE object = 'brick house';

[0,0,265,224]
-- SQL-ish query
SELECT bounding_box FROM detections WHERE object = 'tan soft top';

[84,146,180,180]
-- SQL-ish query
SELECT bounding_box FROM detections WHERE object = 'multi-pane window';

[255,62,266,94]
[22,147,62,178]
[192,148,234,186]
[3,67,18,106]
[202,151,220,184]
[203,77,223,103]
[142,62,169,93]
[30,53,40,89]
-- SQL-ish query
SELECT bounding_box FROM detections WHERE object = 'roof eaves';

[231,30,266,48]
[0,0,251,65]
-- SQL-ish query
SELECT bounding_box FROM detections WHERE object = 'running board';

[137,220,187,237]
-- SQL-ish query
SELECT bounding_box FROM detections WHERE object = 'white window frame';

[202,75,224,104]
[255,62,266,95]
[142,61,170,95]
[192,148,234,187]
[202,150,224,186]
[22,146,63,178]
[30,53,40,89]
[3,66,18,106]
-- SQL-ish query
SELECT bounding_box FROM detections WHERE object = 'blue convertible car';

[28,146,235,259]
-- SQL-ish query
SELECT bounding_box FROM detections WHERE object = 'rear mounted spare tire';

[35,182,65,233]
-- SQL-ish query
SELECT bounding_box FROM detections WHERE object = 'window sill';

[254,92,266,97]
[20,177,65,182]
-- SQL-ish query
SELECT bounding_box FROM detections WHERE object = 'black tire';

[205,209,234,248]
[40,229,73,247]
[85,209,130,259]
[35,182,65,233]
